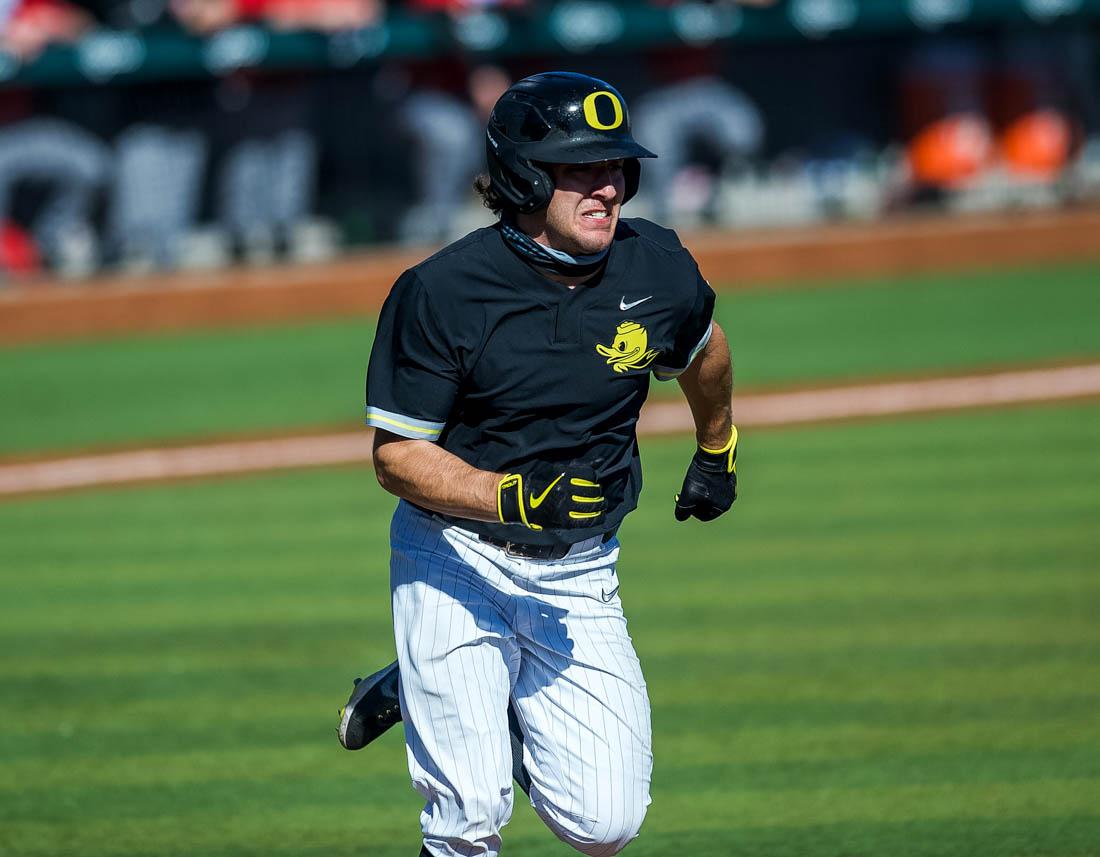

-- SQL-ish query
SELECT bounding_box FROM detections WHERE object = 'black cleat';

[337,659,402,750]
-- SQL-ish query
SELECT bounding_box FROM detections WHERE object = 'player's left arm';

[676,321,733,450]
[673,322,738,522]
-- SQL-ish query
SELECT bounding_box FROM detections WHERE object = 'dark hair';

[473,173,511,217]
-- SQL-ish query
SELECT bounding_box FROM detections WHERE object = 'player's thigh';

[392,563,518,756]
[390,502,521,834]
[512,575,653,854]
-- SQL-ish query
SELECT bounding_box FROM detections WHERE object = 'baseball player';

[342,72,738,857]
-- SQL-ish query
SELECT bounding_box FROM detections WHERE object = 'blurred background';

[2,3,1099,857]
[1,0,1100,278]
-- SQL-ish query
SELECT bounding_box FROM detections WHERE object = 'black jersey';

[366,218,715,546]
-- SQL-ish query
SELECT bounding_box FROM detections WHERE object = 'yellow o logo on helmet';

[582,91,624,131]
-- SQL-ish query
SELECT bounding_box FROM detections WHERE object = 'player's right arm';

[372,430,502,522]
[365,270,500,519]
[373,430,607,531]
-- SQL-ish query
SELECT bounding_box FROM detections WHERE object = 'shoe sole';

[337,660,402,750]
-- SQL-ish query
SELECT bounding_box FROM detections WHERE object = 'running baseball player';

[342,72,738,857]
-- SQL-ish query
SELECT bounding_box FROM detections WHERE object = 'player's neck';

[500,218,609,284]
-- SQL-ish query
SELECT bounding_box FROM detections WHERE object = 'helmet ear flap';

[516,160,554,214]
[486,133,555,213]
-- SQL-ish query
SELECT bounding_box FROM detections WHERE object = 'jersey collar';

[500,220,610,277]
[490,221,630,297]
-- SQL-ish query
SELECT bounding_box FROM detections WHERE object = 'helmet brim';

[518,139,657,164]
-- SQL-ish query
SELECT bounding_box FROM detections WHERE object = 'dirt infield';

[2,208,1099,344]
[3,362,1097,498]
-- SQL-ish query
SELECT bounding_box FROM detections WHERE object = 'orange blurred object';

[999,109,1072,179]
[907,113,993,188]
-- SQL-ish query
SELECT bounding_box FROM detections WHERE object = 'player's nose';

[589,162,624,199]
[590,167,621,201]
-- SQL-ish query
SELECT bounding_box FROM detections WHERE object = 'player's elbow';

[372,431,441,501]
[372,453,408,498]
[371,433,407,496]
[373,459,398,495]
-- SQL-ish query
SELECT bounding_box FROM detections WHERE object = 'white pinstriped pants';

[390,500,653,857]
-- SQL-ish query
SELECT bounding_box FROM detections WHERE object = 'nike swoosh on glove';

[674,425,738,522]
[498,462,607,531]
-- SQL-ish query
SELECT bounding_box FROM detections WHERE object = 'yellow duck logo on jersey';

[596,321,660,373]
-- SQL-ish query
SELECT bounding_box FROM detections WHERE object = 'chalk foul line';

[2,363,1099,497]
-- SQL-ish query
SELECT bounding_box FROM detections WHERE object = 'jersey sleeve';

[653,266,716,381]
[365,270,465,441]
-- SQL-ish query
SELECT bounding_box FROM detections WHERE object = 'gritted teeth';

[583,211,609,219]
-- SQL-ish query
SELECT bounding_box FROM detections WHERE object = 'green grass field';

[2,259,1099,856]
[1,403,1098,857]
[1,261,1099,456]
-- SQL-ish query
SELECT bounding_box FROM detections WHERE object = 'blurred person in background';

[900,29,1095,199]
[80,0,384,269]
[170,0,383,33]
[403,0,530,15]
[0,0,105,279]
[0,116,110,278]
[633,44,764,224]
[633,0,782,225]
[0,0,90,60]
[902,39,999,195]
[165,0,387,264]
[646,0,779,9]
[991,31,1095,183]
[396,60,510,245]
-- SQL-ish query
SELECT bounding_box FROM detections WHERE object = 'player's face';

[539,160,626,256]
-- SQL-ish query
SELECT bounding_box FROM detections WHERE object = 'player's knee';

[537,794,649,856]
[569,807,649,856]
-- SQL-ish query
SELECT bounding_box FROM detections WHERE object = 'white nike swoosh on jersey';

[620,296,653,311]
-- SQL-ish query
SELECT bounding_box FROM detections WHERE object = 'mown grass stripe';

[3,261,1100,455]
[629,816,1100,857]
[1,404,1097,857]
[8,749,1100,822]
[6,702,1097,768]
[3,615,1098,678]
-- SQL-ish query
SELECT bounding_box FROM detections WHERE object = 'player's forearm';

[372,430,502,522]
[676,322,734,448]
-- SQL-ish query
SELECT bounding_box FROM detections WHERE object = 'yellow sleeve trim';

[365,411,442,442]
[371,414,440,435]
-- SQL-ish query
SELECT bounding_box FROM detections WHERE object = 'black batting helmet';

[486,71,657,214]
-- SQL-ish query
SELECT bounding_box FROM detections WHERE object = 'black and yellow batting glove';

[674,425,738,522]
[498,463,607,531]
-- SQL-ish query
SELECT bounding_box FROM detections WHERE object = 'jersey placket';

[552,291,587,346]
